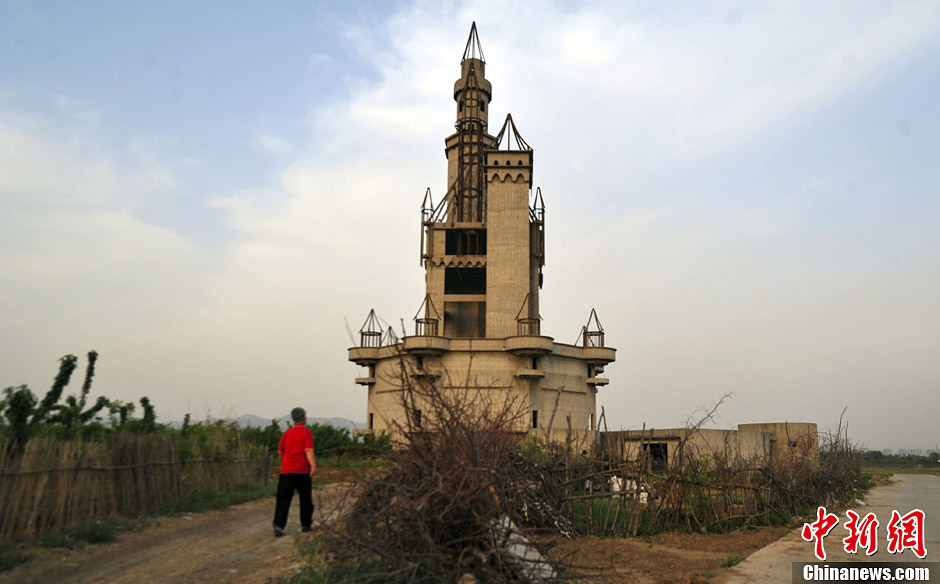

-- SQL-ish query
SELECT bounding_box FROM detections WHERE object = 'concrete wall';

[738,422,819,463]
[355,338,607,445]
[607,422,819,469]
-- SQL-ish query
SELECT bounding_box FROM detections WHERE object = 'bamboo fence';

[0,433,270,543]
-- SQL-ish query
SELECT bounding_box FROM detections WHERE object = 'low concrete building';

[348,24,615,442]
[604,422,818,470]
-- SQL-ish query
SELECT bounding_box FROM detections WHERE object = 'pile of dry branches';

[551,403,862,537]
[317,371,568,583]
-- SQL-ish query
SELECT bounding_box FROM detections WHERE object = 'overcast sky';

[2,1,938,451]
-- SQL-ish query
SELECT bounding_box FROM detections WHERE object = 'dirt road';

[0,485,349,584]
[721,473,940,583]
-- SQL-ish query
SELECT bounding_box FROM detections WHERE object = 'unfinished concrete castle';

[347,25,818,466]
[348,23,615,439]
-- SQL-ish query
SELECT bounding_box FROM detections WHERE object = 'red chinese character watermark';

[802,506,840,560]
[803,506,927,559]
[843,510,879,556]
[887,508,927,558]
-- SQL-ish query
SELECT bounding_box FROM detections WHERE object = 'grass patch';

[37,516,146,549]
[719,554,742,568]
[161,481,275,515]
[863,466,940,478]
[0,545,31,572]
[863,467,894,481]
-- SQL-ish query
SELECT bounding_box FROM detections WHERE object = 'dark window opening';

[532,410,538,429]
[444,301,485,338]
[531,357,539,370]
[459,99,464,112]
[368,413,374,430]
[445,267,486,294]
[480,101,485,112]
[445,229,487,255]
[414,409,422,428]
[643,443,668,472]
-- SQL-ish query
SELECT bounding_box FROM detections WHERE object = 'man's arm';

[305,448,316,478]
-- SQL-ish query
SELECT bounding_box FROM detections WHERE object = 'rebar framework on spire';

[530,187,546,275]
[359,309,383,347]
[462,22,485,62]
[414,294,440,336]
[452,61,486,223]
[494,113,531,151]
[580,309,606,348]
[515,293,541,336]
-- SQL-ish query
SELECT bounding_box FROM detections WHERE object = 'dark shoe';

[273,524,285,537]
[302,525,312,533]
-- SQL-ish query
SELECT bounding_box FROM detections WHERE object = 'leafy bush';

[161,481,275,515]
[0,545,30,572]
[38,516,145,549]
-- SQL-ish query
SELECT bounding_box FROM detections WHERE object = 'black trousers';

[273,473,314,529]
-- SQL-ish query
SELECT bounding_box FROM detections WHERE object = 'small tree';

[48,351,111,435]
[1,351,112,451]
[0,385,38,452]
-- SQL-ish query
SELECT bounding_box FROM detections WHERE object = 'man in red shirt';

[272,407,317,536]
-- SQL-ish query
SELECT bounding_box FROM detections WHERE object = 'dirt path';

[551,526,790,583]
[0,484,350,584]
[720,474,940,584]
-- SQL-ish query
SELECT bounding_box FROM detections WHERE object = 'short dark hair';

[291,407,306,422]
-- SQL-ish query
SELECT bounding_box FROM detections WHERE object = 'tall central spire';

[449,23,494,223]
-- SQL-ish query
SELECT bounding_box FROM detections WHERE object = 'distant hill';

[166,415,364,432]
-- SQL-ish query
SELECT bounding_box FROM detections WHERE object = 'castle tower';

[350,23,615,441]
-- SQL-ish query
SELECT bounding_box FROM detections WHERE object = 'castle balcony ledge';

[348,346,381,365]
[402,336,450,356]
[505,335,555,356]
[515,368,544,379]
[581,346,617,365]
[355,377,376,386]
[587,377,610,386]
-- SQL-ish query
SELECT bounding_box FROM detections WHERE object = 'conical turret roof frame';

[462,21,485,62]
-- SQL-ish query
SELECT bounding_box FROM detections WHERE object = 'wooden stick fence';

[0,434,270,543]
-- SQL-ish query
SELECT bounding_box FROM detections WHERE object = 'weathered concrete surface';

[722,474,940,583]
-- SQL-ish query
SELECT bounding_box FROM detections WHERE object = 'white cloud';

[0,115,118,204]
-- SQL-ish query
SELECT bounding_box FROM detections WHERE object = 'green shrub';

[38,516,145,549]
[161,481,275,515]
[0,545,31,572]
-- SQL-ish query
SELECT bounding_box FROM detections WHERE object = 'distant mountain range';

[166,414,364,432]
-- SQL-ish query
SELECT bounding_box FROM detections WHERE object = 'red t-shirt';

[278,425,314,474]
